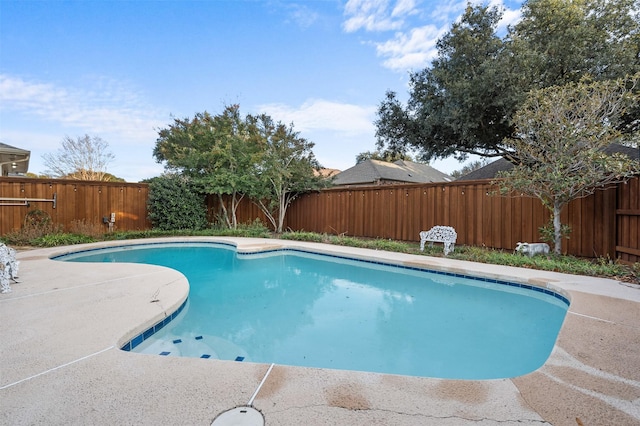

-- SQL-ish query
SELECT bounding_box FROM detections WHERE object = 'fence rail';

[1,176,638,262]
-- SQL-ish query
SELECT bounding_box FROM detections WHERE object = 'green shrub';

[209,219,272,238]
[31,233,97,247]
[280,231,327,243]
[147,174,208,231]
[539,219,571,248]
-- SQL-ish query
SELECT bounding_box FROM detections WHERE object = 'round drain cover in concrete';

[211,406,264,426]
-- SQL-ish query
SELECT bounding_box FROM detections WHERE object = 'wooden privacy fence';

[0,177,150,235]
[222,177,639,261]
[1,176,638,262]
[284,180,619,258]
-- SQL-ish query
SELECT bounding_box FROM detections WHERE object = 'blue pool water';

[57,242,569,379]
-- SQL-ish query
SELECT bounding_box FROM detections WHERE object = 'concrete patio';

[1,237,639,425]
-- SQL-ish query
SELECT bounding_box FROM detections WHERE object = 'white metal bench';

[419,226,457,256]
[1,243,19,294]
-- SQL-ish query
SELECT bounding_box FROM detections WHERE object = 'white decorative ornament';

[515,242,550,257]
[0,243,20,294]
[420,226,457,256]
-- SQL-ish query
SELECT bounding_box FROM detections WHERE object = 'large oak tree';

[375,0,640,163]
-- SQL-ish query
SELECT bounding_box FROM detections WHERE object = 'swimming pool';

[56,242,569,379]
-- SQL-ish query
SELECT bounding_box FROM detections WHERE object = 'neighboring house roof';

[332,159,452,186]
[456,158,511,181]
[457,144,640,181]
[314,168,341,178]
[0,142,31,176]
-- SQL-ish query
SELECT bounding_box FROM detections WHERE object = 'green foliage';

[375,0,640,163]
[104,230,166,240]
[280,231,327,243]
[539,221,571,247]
[154,105,325,231]
[208,219,272,238]
[147,174,208,231]
[497,74,640,253]
[448,246,636,281]
[511,0,640,88]
[376,4,519,162]
[247,114,327,233]
[154,106,261,229]
[1,231,33,246]
[31,233,97,247]
[632,263,640,281]
[355,150,413,164]
[282,232,414,252]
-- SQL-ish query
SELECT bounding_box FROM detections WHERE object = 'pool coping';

[1,237,639,425]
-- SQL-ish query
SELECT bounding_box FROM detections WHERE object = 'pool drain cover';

[211,406,264,426]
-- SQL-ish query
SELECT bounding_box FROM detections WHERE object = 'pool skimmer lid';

[211,406,264,426]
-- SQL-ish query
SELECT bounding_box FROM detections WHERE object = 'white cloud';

[343,0,419,32]
[256,99,378,170]
[0,74,165,142]
[391,0,418,17]
[258,99,376,135]
[428,0,467,24]
[343,0,523,73]
[285,3,320,28]
[375,24,445,71]
[497,6,521,33]
[0,74,168,181]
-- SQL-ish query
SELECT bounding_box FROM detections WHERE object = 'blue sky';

[1,0,522,182]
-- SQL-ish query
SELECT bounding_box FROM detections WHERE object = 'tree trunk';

[229,192,244,230]
[276,195,287,234]
[553,201,563,255]
[217,194,231,228]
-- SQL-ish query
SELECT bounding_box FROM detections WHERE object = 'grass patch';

[448,246,636,281]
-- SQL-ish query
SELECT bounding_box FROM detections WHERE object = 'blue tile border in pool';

[120,298,187,352]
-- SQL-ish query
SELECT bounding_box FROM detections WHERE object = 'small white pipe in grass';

[248,363,275,406]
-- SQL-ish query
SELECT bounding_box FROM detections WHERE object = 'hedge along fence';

[0,177,150,235]
[2,176,638,262]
